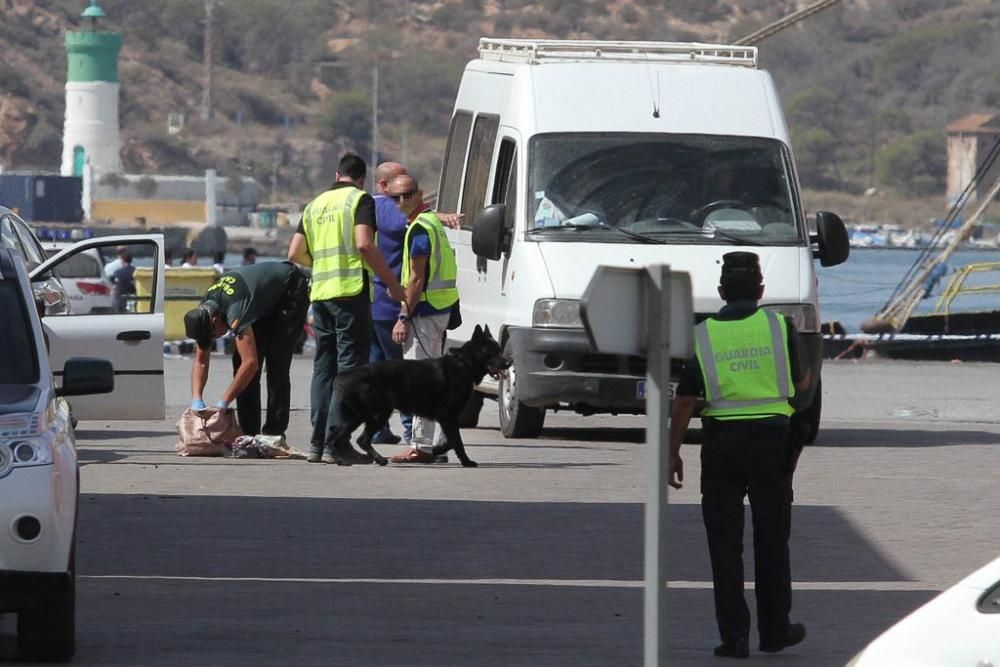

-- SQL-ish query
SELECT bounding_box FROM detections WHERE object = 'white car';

[847,555,1000,666]
[0,247,115,662]
[44,242,115,314]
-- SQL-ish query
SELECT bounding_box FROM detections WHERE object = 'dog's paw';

[461,459,478,468]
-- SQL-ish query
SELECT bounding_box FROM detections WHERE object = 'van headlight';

[761,304,818,333]
[533,299,583,328]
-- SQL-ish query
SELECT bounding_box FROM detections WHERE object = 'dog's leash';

[409,316,436,358]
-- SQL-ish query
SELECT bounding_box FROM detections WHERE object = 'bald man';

[368,161,414,445]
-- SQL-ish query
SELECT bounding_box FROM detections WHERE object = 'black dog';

[327,324,510,467]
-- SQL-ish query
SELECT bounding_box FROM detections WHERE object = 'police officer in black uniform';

[668,252,811,659]
[184,260,309,439]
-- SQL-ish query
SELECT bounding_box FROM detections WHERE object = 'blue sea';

[817,247,1000,332]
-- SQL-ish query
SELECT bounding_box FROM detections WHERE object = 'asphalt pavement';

[2,355,999,666]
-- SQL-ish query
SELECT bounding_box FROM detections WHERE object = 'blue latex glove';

[215,399,230,411]
[191,398,206,410]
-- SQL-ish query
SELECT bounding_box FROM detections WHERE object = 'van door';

[31,234,165,421]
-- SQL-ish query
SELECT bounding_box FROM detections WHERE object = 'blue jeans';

[310,294,371,450]
[370,318,412,442]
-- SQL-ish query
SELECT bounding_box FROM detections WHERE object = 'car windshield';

[46,250,102,279]
[527,133,803,245]
[0,281,39,385]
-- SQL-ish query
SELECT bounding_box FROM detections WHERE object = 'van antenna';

[644,55,661,118]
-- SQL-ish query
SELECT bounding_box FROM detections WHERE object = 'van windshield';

[527,133,803,245]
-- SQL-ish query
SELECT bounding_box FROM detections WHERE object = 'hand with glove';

[215,399,231,412]
[191,398,207,410]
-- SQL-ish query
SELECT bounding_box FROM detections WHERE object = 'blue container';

[0,174,84,222]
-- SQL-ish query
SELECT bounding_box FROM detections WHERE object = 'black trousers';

[232,272,309,436]
[700,418,794,645]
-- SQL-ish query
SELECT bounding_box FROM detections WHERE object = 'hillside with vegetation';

[1,0,999,222]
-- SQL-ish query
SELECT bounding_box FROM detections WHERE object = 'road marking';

[79,575,937,592]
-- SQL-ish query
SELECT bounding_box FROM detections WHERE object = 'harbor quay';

[1,355,996,665]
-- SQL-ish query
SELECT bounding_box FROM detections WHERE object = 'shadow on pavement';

[814,428,1000,447]
[0,495,930,665]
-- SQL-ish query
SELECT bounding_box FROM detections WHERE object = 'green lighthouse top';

[65,1,121,83]
[81,1,105,19]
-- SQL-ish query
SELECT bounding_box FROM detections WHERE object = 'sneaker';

[307,445,323,464]
[759,623,806,653]
[370,431,402,445]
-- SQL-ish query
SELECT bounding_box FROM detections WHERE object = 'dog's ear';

[474,324,483,338]
[484,324,492,338]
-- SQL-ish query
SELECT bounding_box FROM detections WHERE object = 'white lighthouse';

[60,0,122,177]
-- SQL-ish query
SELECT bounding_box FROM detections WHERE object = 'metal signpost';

[580,264,694,666]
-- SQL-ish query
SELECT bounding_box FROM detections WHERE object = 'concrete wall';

[89,173,259,225]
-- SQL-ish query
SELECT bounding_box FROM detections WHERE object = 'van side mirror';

[812,211,850,267]
[57,358,114,397]
[472,204,508,261]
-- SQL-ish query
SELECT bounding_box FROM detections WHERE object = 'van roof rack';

[477,39,758,68]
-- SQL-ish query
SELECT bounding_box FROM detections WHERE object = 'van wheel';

[457,391,484,428]
[793,378,821,445]
[499,341,545,438]
[18,548,76,662]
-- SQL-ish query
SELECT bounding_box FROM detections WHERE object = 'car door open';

[31,234,166,421]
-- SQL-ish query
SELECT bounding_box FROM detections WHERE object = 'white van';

[439,39,849,441]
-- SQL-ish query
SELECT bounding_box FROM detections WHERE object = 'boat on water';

[827,167,1000,361]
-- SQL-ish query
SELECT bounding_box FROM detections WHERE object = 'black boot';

[760,623,806,653]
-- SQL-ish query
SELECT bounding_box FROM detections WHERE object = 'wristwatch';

[398,314,410,322]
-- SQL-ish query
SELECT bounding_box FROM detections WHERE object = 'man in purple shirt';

[369,161,412,444]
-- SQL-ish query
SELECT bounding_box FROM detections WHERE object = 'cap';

[183,302,218,349]
[720,251,762,283]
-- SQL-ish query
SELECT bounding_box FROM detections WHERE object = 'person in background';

[183,261,310,441]
[212,250,226,276]
[242,247,258,265]
[386,174,460,464]
[103,246,128,280]
[164,247,175,267]
[669,251,810,659]
[181,248,198,268]
[111,251,136,313]
[287,153,406,465]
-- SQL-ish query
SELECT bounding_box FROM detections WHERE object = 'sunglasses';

[389,190,417,201]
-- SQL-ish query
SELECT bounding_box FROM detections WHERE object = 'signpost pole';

[644,265,672,666]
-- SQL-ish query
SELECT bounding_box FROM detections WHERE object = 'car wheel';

[793,377,821,445]
[498,340,545,438]
[456,391,484,428]
[18,548,76,662]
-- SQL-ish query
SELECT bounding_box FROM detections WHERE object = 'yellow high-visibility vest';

[300,186,366,300]
[402,211,459,310]
[695,309,795,420]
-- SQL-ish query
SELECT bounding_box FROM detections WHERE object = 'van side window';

[491,139,517,205]
[437,111,473,214]
[504,153,518,235]
[459,114,500,223]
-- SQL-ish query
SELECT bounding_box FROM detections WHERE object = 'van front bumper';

[507,327,648,413]
[507,326,824,414]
